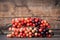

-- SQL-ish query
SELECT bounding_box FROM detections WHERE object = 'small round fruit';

[32,30,35,33]
[39,29,42,32]
[7,34,12,38]
[49,30,52,33]
[8,27,12,31]
[47,34,52,38]
[29,35,32,38]
[35,33,38,37]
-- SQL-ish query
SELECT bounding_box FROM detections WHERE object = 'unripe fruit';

[32,30,35,33]
[35,33,38,37]
[29,27,32,30]
[49,30,52,33]
[7,34,12,38]
[8,27,12,31]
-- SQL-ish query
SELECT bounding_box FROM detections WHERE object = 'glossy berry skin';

[7,17,54,38]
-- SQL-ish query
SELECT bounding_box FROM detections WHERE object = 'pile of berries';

[7,17,54,38]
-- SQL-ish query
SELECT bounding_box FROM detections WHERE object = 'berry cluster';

[7,17,54,38]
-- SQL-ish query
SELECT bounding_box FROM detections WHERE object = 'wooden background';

[0,0,60,29]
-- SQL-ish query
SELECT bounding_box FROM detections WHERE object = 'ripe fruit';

[47,34,52,38]
[29,35,32,38]
[29,32,32,35]
[24,20,27,23]
[39,29,42,32]
[40,24,43,27]
[23,27,26,31]
[37,33,41,37]
[41,20,44,23]
[29,23,32,26]
[27,20,30,23]
[25,31,28,34]
[7,17,54,38]
[47,25,50,28]
[18,33,23,38]
[17,25,20,28]
[26,33,29,37]
[27,23,30,26]
[12,19,15,24]
[15,32,18,36]
[23,33,26,37]
[18,34,21,38]
[32,24,35,26]
[43,20,47,23]
[34,27,37,31]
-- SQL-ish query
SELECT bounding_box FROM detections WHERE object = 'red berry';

[40,24,43,27]
[47,25,50,28]
[41,20,44,23]
[23,33,26,37]
[15,32,18,36]
[17,34,21,38]
[29,23,32,26]
[45,23,49,26]
[19,33,23,36]
[12,24,16,27]
[24,31,28,34]
[26,33,29,37]
[39,29,42,32]
[37,33,41,37]
[24,20,27,23]
[27,20,30,23]
[29,32,32,35]
[35,18,39,22]
[33,24,35,26]
[34,27,37,31]
[15,23,18,26]
[47,34,52,38]
[27,23,30,26]
[12,19,15,24]
[29,35,32,38]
